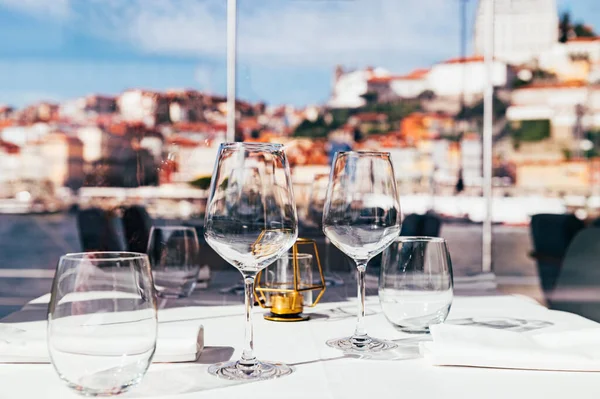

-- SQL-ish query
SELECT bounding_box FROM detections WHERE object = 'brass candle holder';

[255,238,326,321]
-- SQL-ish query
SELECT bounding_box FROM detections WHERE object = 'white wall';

[391,79,428,98]
[428,61,508,97]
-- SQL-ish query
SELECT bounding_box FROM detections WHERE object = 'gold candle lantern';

[255,238,326,321]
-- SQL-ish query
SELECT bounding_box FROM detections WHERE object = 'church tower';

[474,0,559,65]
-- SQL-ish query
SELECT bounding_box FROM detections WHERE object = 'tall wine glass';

[204,142,298,380]
[323,151,401,353]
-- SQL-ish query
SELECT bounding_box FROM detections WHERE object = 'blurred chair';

[77,208,125,252]
[122,205,154,254]
[400,214,423,236]
[529,213,585,300]
[422,213,442,237]
[549,227,600,322]
[400,213,442,237]
[370,213,443,274]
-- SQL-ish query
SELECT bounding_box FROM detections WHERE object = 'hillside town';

[1,2,600,222]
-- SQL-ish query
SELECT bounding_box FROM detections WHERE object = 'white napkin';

[422,309,600,371]
[0,321,204,364]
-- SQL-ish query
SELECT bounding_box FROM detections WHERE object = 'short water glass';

[147,226,201,298]
[379,237,453,333]
[47,252,157,396]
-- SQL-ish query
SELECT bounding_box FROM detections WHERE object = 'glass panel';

[235,0,485,287]
[0,2,226,316]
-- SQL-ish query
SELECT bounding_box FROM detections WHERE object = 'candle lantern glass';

[256,238,326,321]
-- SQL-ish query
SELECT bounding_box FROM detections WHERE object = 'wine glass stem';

[353,261,368,338]
[240,273,258,367]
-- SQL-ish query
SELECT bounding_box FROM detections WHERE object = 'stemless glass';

[204,142,298,380]
[379,237,453,333]
[323,151,401,353]
[47,252,157,396]
[146,226,201,298]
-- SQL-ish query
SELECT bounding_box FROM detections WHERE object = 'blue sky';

[0,0,598,108]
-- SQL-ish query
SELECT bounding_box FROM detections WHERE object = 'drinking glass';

[146,226,201,298]
[323,151,401,353]
[47,252,157,396]
[204,142,298,380]
[379,237,453,333]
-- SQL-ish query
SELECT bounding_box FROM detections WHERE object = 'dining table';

[1,271,599,399]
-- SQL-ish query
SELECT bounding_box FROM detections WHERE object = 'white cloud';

[110,0,463,70]
[0,0,70,19]
[1,0,472,72]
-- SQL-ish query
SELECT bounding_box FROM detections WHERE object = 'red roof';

[351,112,388,123]
[392,68,430,81]
[166,136,203,148]
[567,37,600,43]
[0,140,19,154]
[173,122,213,132]
[442,56,485,65]
[367,76,393,84]
[517,80,589,90]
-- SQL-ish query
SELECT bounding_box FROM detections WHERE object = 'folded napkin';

[422,309,600,371]
[0,321,203,364]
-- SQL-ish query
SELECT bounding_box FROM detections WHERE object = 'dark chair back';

[122,205,153,254]
[77,208,124,252]
[400,214,424,236]
[400,213,442,237]
[530,213,584,296]
[549,227,600,321]
[422,213,442,237]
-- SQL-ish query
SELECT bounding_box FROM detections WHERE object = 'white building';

[507,82,600,142]
[427,56,510,99]
[75,126,104,163]
[118,90,168,127]
[328,67,391,109]
[474,0,559,66]
[0,123,52,146]
[390,69,430,98]
[461,137,483,186]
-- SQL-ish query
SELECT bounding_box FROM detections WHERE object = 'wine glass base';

[208,360,293,381]
[326,335,397,353]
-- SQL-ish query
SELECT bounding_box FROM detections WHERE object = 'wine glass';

[323,151,401,353]
[47,252,157,396]
[204,142,298,380]
[380,237,453,333]
[146,226,201,298]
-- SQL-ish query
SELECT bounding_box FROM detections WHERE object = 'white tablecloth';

[2,294,600,399]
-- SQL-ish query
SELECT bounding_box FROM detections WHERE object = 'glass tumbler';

[146,226,201,298]
[47,252,157,396]
[379,237,453,333]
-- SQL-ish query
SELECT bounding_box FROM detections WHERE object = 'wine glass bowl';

[204,142,298,380]
[322,151,401,353]
[146,226,201,298]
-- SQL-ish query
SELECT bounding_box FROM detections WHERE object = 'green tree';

[293,116,330,138]
[510,120,551,146]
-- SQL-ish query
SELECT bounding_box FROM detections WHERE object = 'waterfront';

[0,213,540,317]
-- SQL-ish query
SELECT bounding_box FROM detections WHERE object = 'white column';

[226,0,237,143]
[482,0,494,274]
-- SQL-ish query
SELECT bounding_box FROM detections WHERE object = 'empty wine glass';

[146,226,201,298]
[47,252,157,396]
[204,142,298,380]
[323,151,401,353]
[379,237,453,333]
